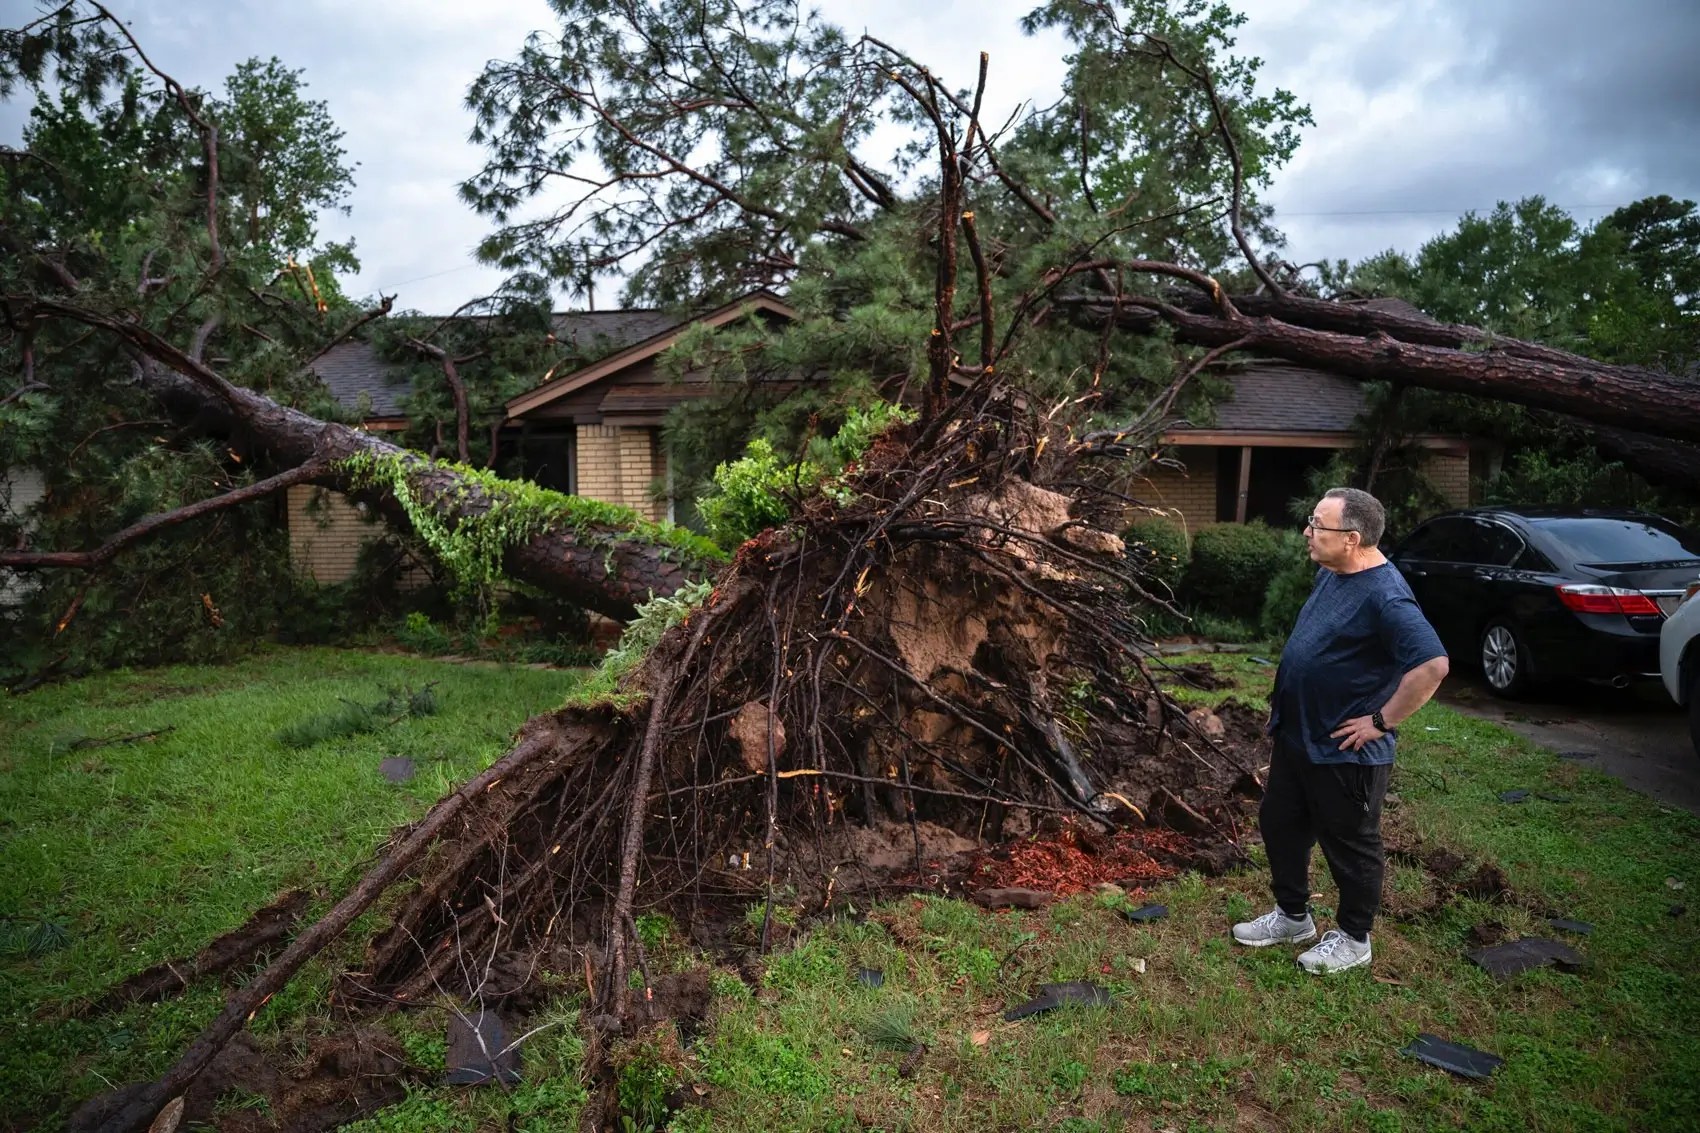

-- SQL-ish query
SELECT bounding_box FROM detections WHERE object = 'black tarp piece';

[1120,904,1169,924]
[1497,789,1530,803]
[1546,918,1593,935]
[1003,981,1113,1021]
[856,968,885,989]
[379,757,416,784]
[1465,937,1585,980]
[1401,1033,1504,1080]
[445,1009,522,1085]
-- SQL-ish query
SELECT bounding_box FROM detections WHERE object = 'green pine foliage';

[274,682,439,749]
[0,35,365,678]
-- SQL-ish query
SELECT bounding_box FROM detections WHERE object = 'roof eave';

[505,290,797,420]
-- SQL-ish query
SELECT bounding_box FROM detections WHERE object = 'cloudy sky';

[6,0,1698,313]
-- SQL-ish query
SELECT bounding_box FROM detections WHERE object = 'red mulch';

[967,822,1192,896]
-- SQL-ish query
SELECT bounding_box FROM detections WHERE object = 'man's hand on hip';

[1331,716,1386,752]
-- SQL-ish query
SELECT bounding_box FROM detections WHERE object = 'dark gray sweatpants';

[1260,736,1392,939]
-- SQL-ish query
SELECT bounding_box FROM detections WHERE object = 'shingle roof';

[307,309,686,419]
[1174,360,1370,434]
[309,341,411,418]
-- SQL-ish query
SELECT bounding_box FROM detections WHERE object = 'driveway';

[1439,677,1700,816]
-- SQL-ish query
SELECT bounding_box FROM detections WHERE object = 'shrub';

[1123,517,1189,596]
[1260,553,1319,641]
[1184,522,1300,621]
[694,401,915,551]
[395,611,453,655]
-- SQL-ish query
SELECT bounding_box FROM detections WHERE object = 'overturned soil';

[68,1029,410,1133]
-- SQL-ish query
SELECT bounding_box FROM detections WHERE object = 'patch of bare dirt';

[68,1030,410,1133]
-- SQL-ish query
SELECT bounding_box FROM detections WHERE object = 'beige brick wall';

[575,423,624,506]
[1134,447,1219,534]
[618,427,664,521]
[578,423,666,521]
[1424,449,1472,507]
[287,484,381,584]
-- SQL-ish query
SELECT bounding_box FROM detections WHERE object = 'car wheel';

[1479,619,1534,698]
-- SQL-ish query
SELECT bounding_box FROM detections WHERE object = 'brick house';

[285,287,1492,581]
[288,290,795,582]
[1138,357,1484,533]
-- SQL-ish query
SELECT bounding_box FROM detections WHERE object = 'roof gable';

[306,309,691,421]
[505,290,796,420]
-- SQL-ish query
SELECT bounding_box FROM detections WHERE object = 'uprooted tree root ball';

[87,397,1264,1132]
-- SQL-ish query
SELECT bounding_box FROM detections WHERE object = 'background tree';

[1330,195,1700,524]
[460,0,1314,498]
[0,14,364,679]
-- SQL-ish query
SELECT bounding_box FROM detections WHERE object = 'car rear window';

[1530,516,1700,565]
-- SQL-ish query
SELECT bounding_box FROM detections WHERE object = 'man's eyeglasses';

[1305,516,1356,533]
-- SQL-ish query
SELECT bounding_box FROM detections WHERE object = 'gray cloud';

[5,0,1697,309]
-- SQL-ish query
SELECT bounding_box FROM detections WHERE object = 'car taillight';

[1555,584,1662,616]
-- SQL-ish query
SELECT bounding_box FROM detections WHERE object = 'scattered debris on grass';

[1003,981,1114,1021]
[1119,903,1168,924]
[1547,918,1593,935]
[1498,789,1530,804]
[1400,1033,1504,1081]
[378,756,416,784]
[1466,937,1586,981]
[445,1009,522,1086]
[274,684,439,749]
[0,915,71,957]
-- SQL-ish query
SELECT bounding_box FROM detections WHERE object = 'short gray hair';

[1324,487,1386,547]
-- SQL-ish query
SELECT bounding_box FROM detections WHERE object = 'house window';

[517,427,575,494]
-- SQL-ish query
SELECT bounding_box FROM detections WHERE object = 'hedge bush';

[1185,521,1301,621]
[1123,517,1189,596]
[1260,553,1319,640]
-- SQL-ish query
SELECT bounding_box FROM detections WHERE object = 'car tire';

[1479,619,1534,698]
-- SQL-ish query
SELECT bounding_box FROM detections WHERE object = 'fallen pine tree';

[9,6,1699,1129]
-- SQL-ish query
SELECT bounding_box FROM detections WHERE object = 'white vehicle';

[1660,578,1700,757]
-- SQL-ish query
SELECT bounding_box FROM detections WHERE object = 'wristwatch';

[1371,709,1389,734]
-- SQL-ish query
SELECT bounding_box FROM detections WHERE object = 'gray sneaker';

[1297,929,1372,974]
[1232,908,1317,948]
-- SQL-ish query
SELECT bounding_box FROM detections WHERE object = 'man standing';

[1231,487,1449,974]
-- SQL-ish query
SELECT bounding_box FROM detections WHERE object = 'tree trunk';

[1068,292,1700,494]
[137,362,707,620]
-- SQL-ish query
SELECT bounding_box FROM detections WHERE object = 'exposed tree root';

[89,391,1267,1132]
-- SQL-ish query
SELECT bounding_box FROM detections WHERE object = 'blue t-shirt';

[1269,562,1446,766]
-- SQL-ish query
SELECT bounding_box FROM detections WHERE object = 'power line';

[1278,202,1630,218]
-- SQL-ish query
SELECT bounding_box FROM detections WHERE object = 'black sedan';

[1388,507,1700,697]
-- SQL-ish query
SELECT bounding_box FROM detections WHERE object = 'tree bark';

[1077,296,1700,445]
[134,363,705,619]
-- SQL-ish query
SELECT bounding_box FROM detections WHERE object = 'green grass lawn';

[0,646,587,1129]
[4,648,1698,1131]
